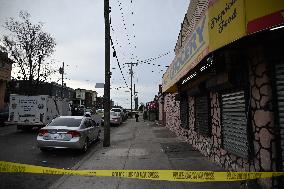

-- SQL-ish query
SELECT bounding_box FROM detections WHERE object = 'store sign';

[75,90,85,100]
[209,0,246,52]
[246,0,284,33]
[162,0,284,94]
[162,13,209,92]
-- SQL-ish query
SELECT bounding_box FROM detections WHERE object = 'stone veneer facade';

[163,49,279,188]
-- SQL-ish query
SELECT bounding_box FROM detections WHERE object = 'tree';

[1,11,56,94]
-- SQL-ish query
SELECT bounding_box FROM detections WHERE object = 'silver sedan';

[37,116,101,152]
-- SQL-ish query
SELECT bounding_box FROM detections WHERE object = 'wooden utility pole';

[125,62,137,114]
[134,84,138,110]
[103,0,110,147]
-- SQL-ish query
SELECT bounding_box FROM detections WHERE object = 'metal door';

[221,91,248,158]
[275,62,284,170]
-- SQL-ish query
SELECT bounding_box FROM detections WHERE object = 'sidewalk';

[49,118,241,189]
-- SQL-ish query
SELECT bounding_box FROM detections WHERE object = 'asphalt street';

[0,124,114,189]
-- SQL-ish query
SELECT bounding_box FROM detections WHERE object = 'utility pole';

[125,62,137,114]
[103,0,110,147]
[134,84,138,110]
[134,84,138,96]
[59,62,64,98]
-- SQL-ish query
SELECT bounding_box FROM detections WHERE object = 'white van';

[7,94,71,130]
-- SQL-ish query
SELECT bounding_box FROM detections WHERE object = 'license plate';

[51,134,64,140]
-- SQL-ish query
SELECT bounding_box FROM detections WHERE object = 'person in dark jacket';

[135,113,139,122]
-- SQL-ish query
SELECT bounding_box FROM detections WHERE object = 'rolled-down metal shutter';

[275,63,284,170]
[221,91,248,158]
[180,93,189,129]
[195,95,210,135]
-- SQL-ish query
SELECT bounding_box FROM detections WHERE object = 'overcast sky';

[0,0,189,108]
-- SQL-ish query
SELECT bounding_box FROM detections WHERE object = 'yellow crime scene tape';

[0,161,284,182]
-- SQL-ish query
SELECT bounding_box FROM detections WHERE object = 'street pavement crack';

[116,124,138,189]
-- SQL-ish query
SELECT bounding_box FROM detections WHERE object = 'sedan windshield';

[48,118,82,127]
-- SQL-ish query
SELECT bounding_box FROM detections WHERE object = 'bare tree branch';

[1,11,56,94]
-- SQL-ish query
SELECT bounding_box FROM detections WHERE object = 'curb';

[48,140,103,189]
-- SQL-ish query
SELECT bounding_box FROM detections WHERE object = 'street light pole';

[103,0,110,147]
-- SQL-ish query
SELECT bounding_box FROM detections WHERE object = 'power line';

[110,36,129,89]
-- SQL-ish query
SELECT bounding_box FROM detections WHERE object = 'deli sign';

[209,0,246,52]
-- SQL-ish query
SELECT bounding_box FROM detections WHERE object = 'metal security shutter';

[275,63,284,170]
[195,95,210,135]
[221,91,248,158]
[180,93,189,129]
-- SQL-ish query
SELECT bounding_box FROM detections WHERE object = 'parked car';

[37,116,101,152]
[110,111,122,126]
[72,105,85,116]
[85,107,94,115]
[96,109,104,116]
[0,106,9,127]
[111,108,124,121]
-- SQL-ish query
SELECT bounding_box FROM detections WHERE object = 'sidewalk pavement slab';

[49,119,241,189]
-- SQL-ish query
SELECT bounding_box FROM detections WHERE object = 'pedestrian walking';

[135,112,139,122]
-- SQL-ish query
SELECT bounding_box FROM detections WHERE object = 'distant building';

[73,88,97,108]
[85,90,97,108]
[7,80,74,101]
[0,51,13,109]
[74,88,86,106]
[95,97,104,109]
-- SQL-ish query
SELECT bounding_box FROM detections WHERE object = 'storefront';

[161,0,284,188]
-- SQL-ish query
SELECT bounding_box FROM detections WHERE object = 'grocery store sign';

[162,0,284,93]
[162,13,209,93]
